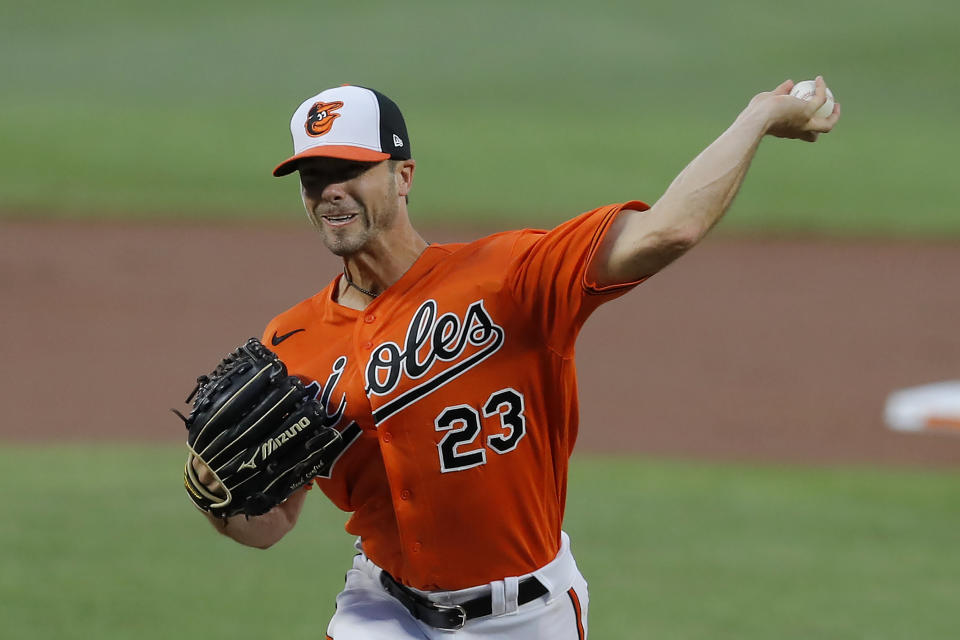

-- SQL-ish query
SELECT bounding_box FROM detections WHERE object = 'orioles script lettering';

[365,299,505,423]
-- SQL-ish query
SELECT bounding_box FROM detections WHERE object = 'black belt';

[379,570,548,631]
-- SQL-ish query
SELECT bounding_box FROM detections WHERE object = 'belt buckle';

[434,602,467,631]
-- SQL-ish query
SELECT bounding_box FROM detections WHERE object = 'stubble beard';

[309,170,400,257]
[317,207,372,257]
[315,198,398,257]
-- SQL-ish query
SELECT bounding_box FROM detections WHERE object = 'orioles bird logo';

[305,101,343,137]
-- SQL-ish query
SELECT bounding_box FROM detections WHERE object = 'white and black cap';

[273,85,411,177]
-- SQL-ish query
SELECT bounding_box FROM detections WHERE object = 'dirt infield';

[3,221,958,467]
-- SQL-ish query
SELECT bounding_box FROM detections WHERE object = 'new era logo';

[392,134,403,148]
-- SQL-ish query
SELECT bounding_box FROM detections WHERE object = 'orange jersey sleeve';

[506,200,650,355]
[261,201,649,590]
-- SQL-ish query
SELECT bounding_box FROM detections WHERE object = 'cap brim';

[272,146,391,176]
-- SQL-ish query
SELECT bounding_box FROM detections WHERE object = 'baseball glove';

[174,338,341,518]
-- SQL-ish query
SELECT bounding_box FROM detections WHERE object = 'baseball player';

[190,79,840,638]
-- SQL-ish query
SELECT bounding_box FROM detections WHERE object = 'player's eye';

[329,165,366,182]
[300,162,369,187]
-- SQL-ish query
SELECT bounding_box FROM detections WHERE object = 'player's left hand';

[749,76,841,142]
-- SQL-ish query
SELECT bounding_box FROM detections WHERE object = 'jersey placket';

[356,306,429,575]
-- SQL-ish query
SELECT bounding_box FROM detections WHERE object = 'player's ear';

[396,159,415,198]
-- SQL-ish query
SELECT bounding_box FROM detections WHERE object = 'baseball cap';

[272,85,411,177]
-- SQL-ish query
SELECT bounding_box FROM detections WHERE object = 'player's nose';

[321,180,347,203]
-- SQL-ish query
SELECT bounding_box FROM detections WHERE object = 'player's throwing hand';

[750,75,841,142]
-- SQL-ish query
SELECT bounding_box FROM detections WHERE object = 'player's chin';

[321,229,369,257]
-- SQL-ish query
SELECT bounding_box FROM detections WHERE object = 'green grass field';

[4,4,958,636]
[2,0,959,235]
[2,444,957,639]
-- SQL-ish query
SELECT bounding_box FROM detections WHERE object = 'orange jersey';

[262,201,648,590]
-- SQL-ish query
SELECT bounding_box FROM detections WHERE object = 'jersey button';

[400,489,411,500]
[364,313,376,324]
[412,542,422,553]
[363,340,373,350]
[382,432,392,443]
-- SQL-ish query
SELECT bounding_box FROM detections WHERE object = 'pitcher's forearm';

[593,105,773,283]
[649,106,770,242]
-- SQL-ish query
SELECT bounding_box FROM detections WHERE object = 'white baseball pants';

[325,532,589,639]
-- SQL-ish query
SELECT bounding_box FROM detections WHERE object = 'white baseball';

[789,79,835,119]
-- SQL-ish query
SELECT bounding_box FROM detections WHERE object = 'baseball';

[789,79,835,119]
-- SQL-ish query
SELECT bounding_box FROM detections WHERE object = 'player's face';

[298,158,400,256]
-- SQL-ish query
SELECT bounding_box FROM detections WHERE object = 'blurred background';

[3,0,957,233]
[2,1,958,638]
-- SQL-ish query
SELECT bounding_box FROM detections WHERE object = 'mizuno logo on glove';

[239,416,312,471]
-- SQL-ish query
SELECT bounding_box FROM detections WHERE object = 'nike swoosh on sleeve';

[271,328,306,346]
